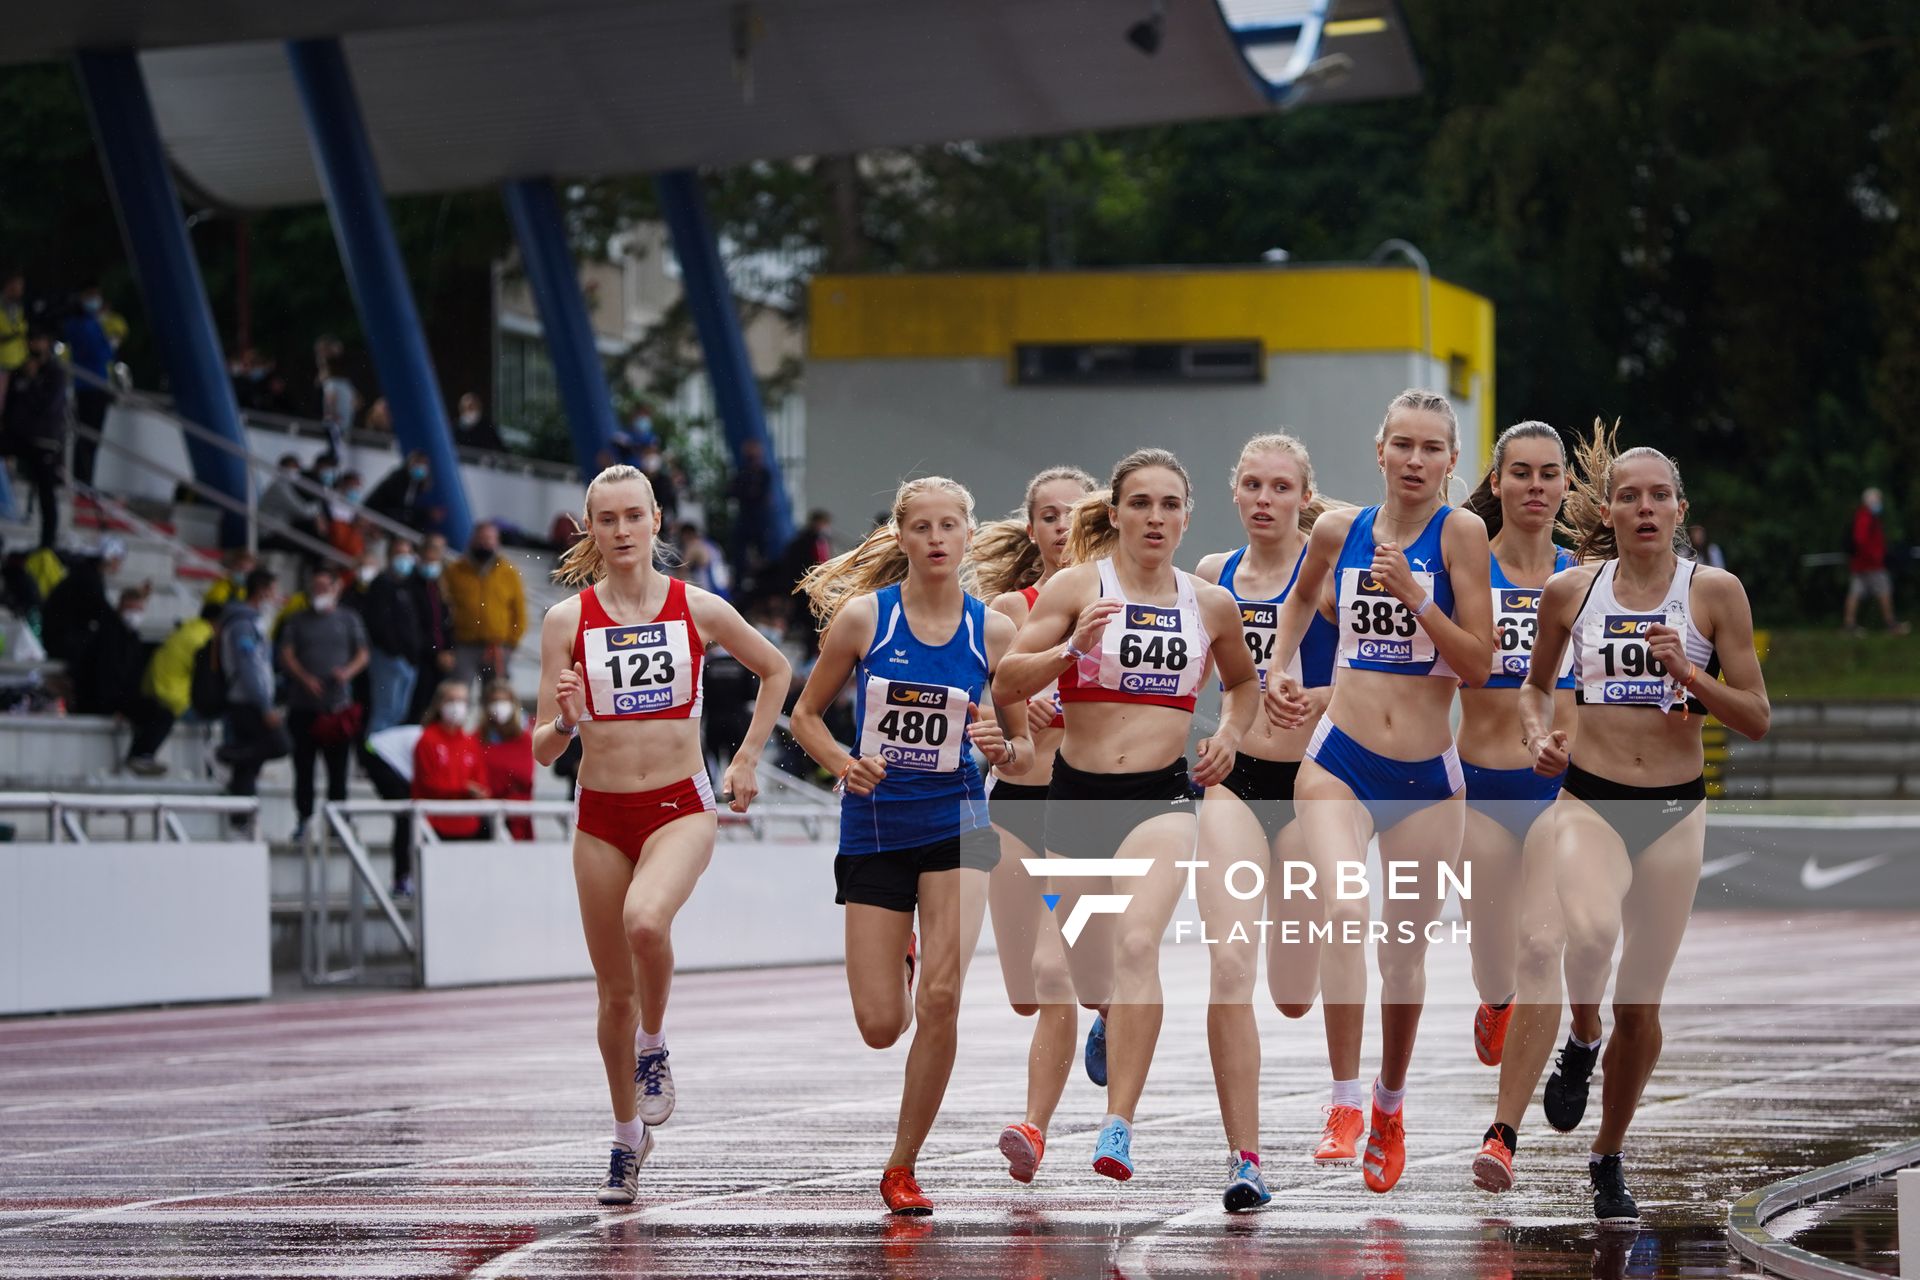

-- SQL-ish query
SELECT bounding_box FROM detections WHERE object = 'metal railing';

[0,792,259,843]
[306,791,841,987]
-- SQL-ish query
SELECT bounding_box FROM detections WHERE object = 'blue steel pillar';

[73,50,252,546]
[655,169,793,557]
[285,38,473,547]
[501,180,617,483]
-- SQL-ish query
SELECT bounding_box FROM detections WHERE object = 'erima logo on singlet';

[606,623,666,648]
[1500,590,1541,612]
[886,681,950,709]
[1127,607,1181,632]
[1240,603,1277,628]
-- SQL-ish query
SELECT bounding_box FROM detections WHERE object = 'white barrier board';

[417,836,844,988]
[0,841,270,1015]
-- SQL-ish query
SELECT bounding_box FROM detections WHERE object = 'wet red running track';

[2,911,1917,1278]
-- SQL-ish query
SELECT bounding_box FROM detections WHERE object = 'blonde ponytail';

[796,475,976,629]
[552,465,655,587]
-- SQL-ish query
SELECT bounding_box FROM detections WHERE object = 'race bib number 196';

[1579,612,1672,705]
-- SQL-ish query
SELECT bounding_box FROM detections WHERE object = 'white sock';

[1103,1113,1131,1134]
[636,1026,666,1053]
[1589,1150,1620,1166]
[1373,1079,1407,1115]
[1572,1032,1601,1051]
[612,1116,645,1149]
[1331,1078,1366,1111]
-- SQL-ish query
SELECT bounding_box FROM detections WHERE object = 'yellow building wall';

[809,266,1496,468]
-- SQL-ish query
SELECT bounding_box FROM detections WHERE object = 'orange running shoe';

[999,1122,1046,1184]
[1472,1132,1514,1192]
[880,1165,933,1216]
[1313,1104,1366,1163]
[1362,1102,1406,1193]
[1474,1001,1514,1066]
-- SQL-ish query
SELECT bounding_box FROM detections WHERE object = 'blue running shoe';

[634,1046,675,1125]
[1091,1117,1133,1181]
[1223,1157,1271,1212]
[1084,1014,1108,1087]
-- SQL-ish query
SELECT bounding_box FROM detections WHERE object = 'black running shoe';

[1589,1153,1639,1227]
[1542,1036,1599,1133]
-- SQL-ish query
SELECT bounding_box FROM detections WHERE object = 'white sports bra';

[1569,557,1716,713]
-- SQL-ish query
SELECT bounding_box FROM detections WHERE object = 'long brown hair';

[552,465,656,587]
[1462,420,1565,540]
[1560,418,1690,561]
[1067,449,1192,564]
[1231,432,1346,535]
[965,465,1098,599]
[796,476,975,629]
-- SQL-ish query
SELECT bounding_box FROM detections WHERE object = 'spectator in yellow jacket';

[442,521,524,686]
[143,604,219,718]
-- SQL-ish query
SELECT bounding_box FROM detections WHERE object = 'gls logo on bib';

[1119,607,1184,695]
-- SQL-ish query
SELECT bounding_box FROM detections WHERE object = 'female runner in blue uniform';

[1454,421,1579,1194]
[1520,424,1768,1227]
[996,448,1259,1186]
[965,465,1099,1186]
[1266,390,1495,1194]
[789,475,1036,1216]
[534,464,792,1206]
[1191,431,1342,1210]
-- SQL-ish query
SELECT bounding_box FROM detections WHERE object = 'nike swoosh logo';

[1799,854,1892,891]
[1698,852,1753,880]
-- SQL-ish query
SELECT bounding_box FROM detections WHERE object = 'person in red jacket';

[1845,487,1910,635]
[413,680,488,839]
[480,678,535,839]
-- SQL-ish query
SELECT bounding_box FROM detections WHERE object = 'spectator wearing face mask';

[362,538,424,734]
[278,565,370,842]
[218,568,287,818]
[1845,486,1911,635]
[368,450,437,534]
[314,337,358,456]
[407,532,456,721]
[454,392,504,453]
[638,443,678,522]
[478,678,534,839]
[4,323,70,550]
[443,521,525,687]
[74,584,156,759]
[675,520,729,598]
[413,680,489,839]
[325,471,368,562]
[203,548,260,609]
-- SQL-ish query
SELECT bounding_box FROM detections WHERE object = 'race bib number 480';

[585,621,694,716]
[859,677,968,773]
[1339,568,1436,665]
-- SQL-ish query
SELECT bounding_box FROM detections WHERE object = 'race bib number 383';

[859,677,968,773]
[1339,568,1436,665]
[585,621,694,717]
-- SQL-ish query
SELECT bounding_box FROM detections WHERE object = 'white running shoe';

[596,1128,654,1205]
[635,1046,675,1125]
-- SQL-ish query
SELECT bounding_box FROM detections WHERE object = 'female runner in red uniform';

[532,464,792,1206]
